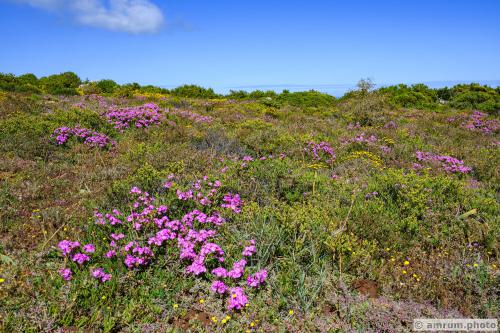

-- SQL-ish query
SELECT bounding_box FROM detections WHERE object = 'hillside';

[0,80,499,332]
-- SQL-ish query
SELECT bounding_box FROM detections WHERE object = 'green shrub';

[168,84,220,99]
[40,72,81,95]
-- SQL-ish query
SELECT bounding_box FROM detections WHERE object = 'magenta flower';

[211,280,228,294]
[227,259,247,279]
[306,141,336,164]
[124,254,138,268]
[221,193,243,213]
[185,260,207,276]
[212,267,228,278]
[104,103,162,130]
[415,151,472,174]
[83,244,95,253]
[227,287,248,310]
[59,268,72,281]
[242,240,256,257]
[58,240,80,256]
[110,233,125,241]
[72,253,90,265]
[51,126,114,149]
[247,269,268,288]
[91,267,112,283]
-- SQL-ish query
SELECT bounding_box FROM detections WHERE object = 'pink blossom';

[227,287,248,310]
[247,269,268,288]
[83,244,95,253]
[211,280,228,294]
[72,253,90,265]
[212,267,228,278]
[227,259,247,279]
[59,268,72,281]
[91,267,112,283]
[221,193,243,213]
[58,240,80,256]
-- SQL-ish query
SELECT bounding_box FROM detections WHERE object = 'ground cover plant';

[0,74,499,332]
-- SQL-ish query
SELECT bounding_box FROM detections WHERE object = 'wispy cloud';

[13,0,165,33]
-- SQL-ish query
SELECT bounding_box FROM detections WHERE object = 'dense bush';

[378,84,439,109]
[277,90,336,109]
[379,82,500,112]
[169,84,220,99]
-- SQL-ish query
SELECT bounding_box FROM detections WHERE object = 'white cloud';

[12,0,165,33]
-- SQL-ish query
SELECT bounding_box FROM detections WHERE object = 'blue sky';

[1,0,499,90]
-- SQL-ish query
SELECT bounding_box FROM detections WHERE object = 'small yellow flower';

[221,319,227,324]
[0,278,5,283]
[63,227,68,231]
[412,274,417,278]
[403,260,410,266]
[402,270,407,274]
[199,299,205,304]
[245,303,249,307]
[211,316,218,323]
[492,264,497,269]
[289,309,294,315]
[173,303,179,309]
[416,278,421,282]
[225,315,231,320]
[473,263,478,268]
[385,248,390,251]
[101,296,106,300]
[250,322,255,327]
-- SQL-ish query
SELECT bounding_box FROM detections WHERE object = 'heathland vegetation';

[0,72,498,332]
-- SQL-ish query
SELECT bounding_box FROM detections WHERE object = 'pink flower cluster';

[91,268,112,282]
[238,153,286,168]
[104,103,162,130]
[228,287,248,310]
[460,111,499,134]
[247,269,268,288]
[242,240,256,257]
[174,176,222,206]
[415,151,472,174]
[172,109,213,123]
[58,240,80,256]
[221,193,243,213]
[51,126,115,149]
[59,268,72,281]
[347,133,378,145]
[306,141,336,164]
[57,176,267,311]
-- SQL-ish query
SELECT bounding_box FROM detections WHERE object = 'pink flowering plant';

[56,174,268,312]
[306,141,336,164]
[415,151,472,174]
[51,126,115,149]
[103,102,163,130]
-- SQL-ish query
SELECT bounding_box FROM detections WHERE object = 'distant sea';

[211,80,500,97]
